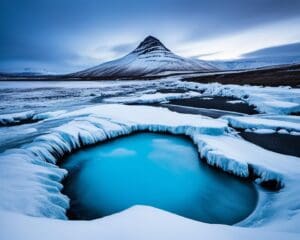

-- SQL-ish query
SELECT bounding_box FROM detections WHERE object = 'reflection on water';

[62,133,257,224]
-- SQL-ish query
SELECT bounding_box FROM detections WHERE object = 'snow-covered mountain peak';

[132,35,170,55]
[72,36,218,77]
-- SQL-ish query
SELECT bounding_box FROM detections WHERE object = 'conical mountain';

[132,35,170,54]
[73,36,218,77]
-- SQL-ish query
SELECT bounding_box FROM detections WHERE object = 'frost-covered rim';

[1,104,299,232]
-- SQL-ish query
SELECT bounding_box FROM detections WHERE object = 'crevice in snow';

[248,164,283,191]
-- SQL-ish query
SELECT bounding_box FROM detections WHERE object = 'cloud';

[190,52,222,59]
[179,18,300,60]
[242,42,300,58]
[111,43,136,55]
[1,0,300,72]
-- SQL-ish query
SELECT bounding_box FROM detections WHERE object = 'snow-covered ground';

[176,81,300,114]
[103,91,202,104]
[211,56,300,70]
[0,80,300,240]
[223,115,300,135]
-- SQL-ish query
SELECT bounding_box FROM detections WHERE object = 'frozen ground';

[0,79,300,240]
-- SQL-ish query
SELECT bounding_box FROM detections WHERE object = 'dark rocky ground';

[182,64,300,87]
[168,96,258,115]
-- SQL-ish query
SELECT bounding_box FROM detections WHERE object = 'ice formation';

[1,81,300,240]
[103,91,202,104]
[223,115,300,134]
[177,81,300,114]
[0,110,67,126]
[0,104,299,229]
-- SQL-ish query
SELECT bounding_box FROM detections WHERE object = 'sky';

[1,0,300,73]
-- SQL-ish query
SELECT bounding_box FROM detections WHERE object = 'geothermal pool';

[62,133,257,224]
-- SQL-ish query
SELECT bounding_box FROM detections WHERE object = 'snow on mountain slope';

[211,56,300,70]
[73,36,218,77]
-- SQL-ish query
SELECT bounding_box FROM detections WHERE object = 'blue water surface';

[62,133,257,224]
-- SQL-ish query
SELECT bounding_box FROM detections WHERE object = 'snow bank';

[223,115,300,134]
[193,134,300,182]
[33,110,67,120]
[0,110,67,126]
[0,149,68,219]
[1,206,299,240]
[177,81,300,114]
[103,91,201,104]
[0,111,35,126]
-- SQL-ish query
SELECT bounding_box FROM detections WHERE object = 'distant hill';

[211,42,300,70]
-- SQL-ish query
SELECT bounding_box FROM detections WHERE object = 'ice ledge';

[0,104,299,221]
[223,115,300,134]
[0,110,66,127]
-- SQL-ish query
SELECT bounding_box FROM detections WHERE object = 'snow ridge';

[0,111,35,126]
[0,110,66,127]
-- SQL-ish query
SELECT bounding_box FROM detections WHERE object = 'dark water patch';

[290,112,300,116]
[168,96,258,115]
[247,165,282,191]
[61,132,257,224]
[159,103,244,118]
[260,180,282,191]
[90,96,104,103]
[240,131,300,157]
[0,117,39,127]
[157,88,188,93]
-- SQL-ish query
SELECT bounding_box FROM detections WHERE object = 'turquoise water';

[62,133,257,224]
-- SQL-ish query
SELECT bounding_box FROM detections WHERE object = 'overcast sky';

[1,0,300,73]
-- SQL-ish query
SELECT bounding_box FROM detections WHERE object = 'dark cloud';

[182,0,300,40]
[1,0,300,72]
[242,42,300,58]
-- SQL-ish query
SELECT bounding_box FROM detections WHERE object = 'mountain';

[0,68,55,77]
[211,42,300,70]
[210,57,300,71]
[72,36,218,77]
